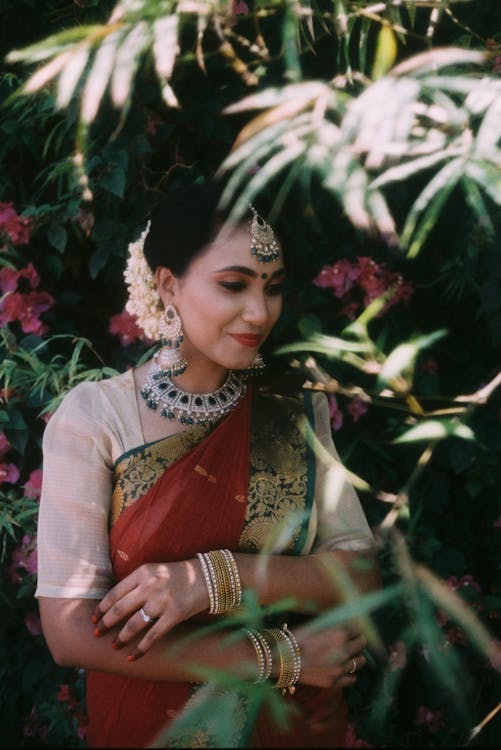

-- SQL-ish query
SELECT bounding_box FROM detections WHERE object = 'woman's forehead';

[199,222,284,269]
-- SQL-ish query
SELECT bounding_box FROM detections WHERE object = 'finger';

[93,588,143,636]
[125,615,174,659]
[347,634,367,656]
[92,575,139,623]
[344,652,366,675]
[113,606,164,648]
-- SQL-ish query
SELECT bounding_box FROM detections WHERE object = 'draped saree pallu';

[85,387,348,749]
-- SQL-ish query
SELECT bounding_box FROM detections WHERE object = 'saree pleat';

[85,386,348,748]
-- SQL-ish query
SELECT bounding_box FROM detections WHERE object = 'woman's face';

[157,223,285,375]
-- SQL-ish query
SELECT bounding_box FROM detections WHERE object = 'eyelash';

[219,281,284,296]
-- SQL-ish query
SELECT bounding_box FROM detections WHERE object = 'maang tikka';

[249,204,280,263]
[154,304,187,376]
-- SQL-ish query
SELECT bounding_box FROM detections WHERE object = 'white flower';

[123,221,163,341]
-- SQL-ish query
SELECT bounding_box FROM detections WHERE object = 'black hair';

[143,179,280,276]
[143,180,231,276]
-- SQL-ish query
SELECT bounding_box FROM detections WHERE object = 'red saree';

[85,386,348,748]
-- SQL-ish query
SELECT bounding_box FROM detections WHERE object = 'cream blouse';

[35,370,374,600]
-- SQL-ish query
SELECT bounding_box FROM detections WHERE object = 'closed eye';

[219,281,246,292]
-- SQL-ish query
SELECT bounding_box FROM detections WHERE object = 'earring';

[242,352,266,377]
[154,304,187,376]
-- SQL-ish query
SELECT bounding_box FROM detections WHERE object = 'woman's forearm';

[39,595,369,691]
[235,548,382,612]
[39,597,256,681]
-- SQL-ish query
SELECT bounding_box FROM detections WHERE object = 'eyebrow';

[215,265,286,279]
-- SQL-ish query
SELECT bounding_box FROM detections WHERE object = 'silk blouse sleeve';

[35,382,115,599]
[308,390,375,552]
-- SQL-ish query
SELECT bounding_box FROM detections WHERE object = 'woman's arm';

[39,595,367,690]
[90,548,381,658]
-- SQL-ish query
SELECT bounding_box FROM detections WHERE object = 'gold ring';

[139,607,153,623]
[348,657,357,674]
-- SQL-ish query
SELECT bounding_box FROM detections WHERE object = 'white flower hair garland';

[123,221,164,341]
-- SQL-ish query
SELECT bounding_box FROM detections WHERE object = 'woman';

[35,181,381,748]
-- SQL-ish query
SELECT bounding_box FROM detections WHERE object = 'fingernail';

[112,639,125,650]
[127,650,142,662]
[91,614,98,624]
[93,627,102,638]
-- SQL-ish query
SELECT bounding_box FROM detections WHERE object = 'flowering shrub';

[1,1,500,748]
[312,257,413,320]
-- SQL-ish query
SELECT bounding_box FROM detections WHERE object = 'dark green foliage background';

[0,1,500,746]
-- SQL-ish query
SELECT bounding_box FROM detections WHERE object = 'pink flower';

[0,202,33,247]
[0,262,40,293]
[344,722,373,747]
[340,300,360,320]
[8,533,37,582]
[22,707,48,741]
[25,612,42,636]
[328,394,343,431]
[232,0,249,14]
[414,705,445,733]
[108,308,145,346]
[346,397,369,422]
[57,684,76,706]
[0,461,19,484]
[24,468,43,499]
[0,432,10,455]
[445,626,467,645]
[0,290,54,334]
[313,260,359,298]
[446,574,482,593]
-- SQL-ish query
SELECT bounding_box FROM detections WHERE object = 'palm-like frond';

[219,47,499,255]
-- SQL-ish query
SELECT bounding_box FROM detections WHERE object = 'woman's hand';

[91,559,209,659]
[294,624,367,689]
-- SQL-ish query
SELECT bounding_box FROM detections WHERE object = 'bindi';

[261,272,268,279]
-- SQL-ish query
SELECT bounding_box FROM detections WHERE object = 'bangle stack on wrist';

[245,628,273,682]
[197,549,242,614]
[243,623,302,695]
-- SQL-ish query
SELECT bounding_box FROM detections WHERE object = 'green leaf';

[377,330,447,390]
[110,22,150,108]
[56,44,91,109]
[81,29,123,123]
[47,224,67,253]
[393,419,476,444]
[100,166,126,198]
[371,26,398,81]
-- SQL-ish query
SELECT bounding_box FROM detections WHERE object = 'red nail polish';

[112,640,123,650]
[91,614,98,624]
[127,654,136,662]
[93,628,101,638]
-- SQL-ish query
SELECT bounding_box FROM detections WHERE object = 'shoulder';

[45,370,134,438]
[254,374,329,417]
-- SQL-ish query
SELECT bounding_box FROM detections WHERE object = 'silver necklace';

[140,361,247,426]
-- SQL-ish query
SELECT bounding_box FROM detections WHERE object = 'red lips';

[229,334,261,347]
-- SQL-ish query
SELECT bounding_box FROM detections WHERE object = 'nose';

[241,292,270,326]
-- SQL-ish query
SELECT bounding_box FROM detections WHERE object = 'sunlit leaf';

[401,157,464,256]
[81,29,123,123]
[465,161,501,207]
[56,44,91,109]
[23,50,73,94]
[153,15,179,79]
[393,419,475,444]
[110,23,149,108]
[371,26,398,81]
[277,332,373,356]
[377,330,447,390]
